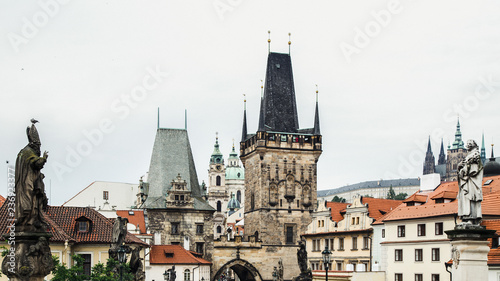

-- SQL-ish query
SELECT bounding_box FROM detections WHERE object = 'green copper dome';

[226,166,244,180]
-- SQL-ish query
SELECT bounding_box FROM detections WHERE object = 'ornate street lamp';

[322,246,332,281]
[117,245,127,281]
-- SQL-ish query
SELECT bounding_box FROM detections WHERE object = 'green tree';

[394,193,408,200]
[331,196,346,203]
[51,255,133,281]
[51,255,88,281]
[386,185,396,200]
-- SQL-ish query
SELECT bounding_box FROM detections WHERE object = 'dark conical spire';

[481,132,486,164]
[257,52,299,133]
[241,98,248,142]
[438,138,446,165]
[313,86,320,135]
[423,136,435,175]
[491,144,496,160]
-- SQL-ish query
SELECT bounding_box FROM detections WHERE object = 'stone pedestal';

[446,225,495,281]
[1,232,54,281]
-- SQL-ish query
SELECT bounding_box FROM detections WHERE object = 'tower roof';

[210,133,223,165]
[142,129,210,210]
[257,52,299,133]
[450,118,464,150]
[485,145,500,177]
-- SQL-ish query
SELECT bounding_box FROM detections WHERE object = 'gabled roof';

[150,245,211,265]
[116,210,146,234]
[361,197,402,221]
[325,202,349,222]
[430,190,457,200]
[403,193,428,203]
[258,52,299,133]
[45,206,147,245]
[380,175,500,222]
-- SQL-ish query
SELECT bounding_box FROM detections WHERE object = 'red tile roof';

[403,193,428,203]
[380,175,500,222]
[45,206,147,245]
[326,202,349,222]
[481,219,500,265]
[0,195,6,206]
[361,197,402,221]
[150,245,211,265]
[116,210,146,234]
[430,190,458,200]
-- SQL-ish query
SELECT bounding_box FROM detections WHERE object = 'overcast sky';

[1,1,500,205]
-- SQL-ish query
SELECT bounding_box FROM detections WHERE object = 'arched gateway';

[213,259,262,281]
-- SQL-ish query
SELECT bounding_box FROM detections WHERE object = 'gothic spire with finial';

[451,117,464,149]
[438,138,446,165]
[313,85,321,135]
[423,136,436,175]
[268,30,271,54]
[481,132,486,164]
[288,32,291,55]
[210,132,223,164]
[241,95,248,142]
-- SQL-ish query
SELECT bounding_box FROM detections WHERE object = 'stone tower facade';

[240,52,322,246]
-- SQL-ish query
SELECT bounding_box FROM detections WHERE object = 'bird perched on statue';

[31,118,39,124]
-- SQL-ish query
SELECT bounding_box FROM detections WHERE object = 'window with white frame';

[184,269,190,281]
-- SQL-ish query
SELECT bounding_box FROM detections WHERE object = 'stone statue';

[109,216,129,260]
[292,239,312,281]
[129,246,145,281]
[15,120,49,232]
[457,139,484,225]
[2,120,54,280]
[278,258,284,281]
[169,265,176,281]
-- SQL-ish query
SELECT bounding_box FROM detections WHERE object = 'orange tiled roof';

[430,190,457,200]
[326,202,349,222]
[382,175,500,222]
[481,219,500,265]
[403,193,428,203]
[361,197,402,221]
[116,210,146,234]
[0,195,5,206]
[150,245,211,265]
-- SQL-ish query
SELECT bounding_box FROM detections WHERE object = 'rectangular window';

[415,249,423,261]
[395,249,403,261]
[432,248,440,261]
[339,238,344,250]
[352,237,358,250]
[329,238,334,250]
[417,224,426,236]
[395,273,403,281]
[492,237,499,249]
[356,217,359,225]
[337,262,342,271]
[171,222,180,235]
[281,135,287,142]
[103,191,109,200]
[78,221,88,232]
[81,254,91,276]
[286,226,294,244]
[196,242,204,254]
[325,238,329,250]
[435,222,443,235]
[175,195,179,201]
[280,199,283,207]
[398,225,405,237]
[363,237,369,249]
[196,224,204,234]
[431,274,440,281]
[352,217,356,225]
[382,229,385,238]
[415,274,423,281]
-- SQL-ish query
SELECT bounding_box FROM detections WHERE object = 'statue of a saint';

[278,258,284,281]
[457,139,483,225]
[297,240,308,274]
[15,120,49,232]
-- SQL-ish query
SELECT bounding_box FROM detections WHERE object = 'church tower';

[438,138,446,165]
[240,51,322,245]
[445,118,466,181]
[423,137,435,175]
[207,133,228,239]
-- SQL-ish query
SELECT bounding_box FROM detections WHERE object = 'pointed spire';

[313,85,320,135]
[481,132,486,164]
[157,107,160,129]
[423,136,435,175]
[426,136,432,153]
[288,32,291,55]
[438,138,446,165]
[258,87,266,132]
[267,30,271,54]
[241,95,248,142]
[210,132,223,164]
[451,117,464,149]
[491,144,495,160]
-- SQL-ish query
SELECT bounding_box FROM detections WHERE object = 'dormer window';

[76,217,92,233]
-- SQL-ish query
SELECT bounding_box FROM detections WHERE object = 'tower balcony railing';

[240,131,322,156]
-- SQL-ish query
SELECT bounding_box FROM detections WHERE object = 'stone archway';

[213,259,262,281]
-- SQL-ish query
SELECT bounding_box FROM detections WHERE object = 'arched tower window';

[237,190,241,203]
[217,226,222,233]
[216,176,221,186]
[217,201,222,212]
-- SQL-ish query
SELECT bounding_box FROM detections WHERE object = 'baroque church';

[211,44,322,281]
[423,119,500,181]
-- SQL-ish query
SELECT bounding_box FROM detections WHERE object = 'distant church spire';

[313,85,320,135]
[450,117,464,150]
[481,132,486,164]
[491,144,496,160]
[423,136,436,175]
[438,138,446,165]
[210,132,223,164]
[241,96,248,142]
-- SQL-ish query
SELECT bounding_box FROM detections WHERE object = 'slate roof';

[317,178,420,197]
[378,175,500,223]
[143,128,212,210]
[149,245,211,265]
[258,52,299,133]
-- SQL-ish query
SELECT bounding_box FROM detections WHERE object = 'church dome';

[226,166,244,180]
[227,194,241,210]
[484,159,500,177]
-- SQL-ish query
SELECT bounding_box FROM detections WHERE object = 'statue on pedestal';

[292,239,312,281]
[457,139,484,226]
[1,119,54,281]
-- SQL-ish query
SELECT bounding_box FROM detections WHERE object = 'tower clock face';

[216,165,221,171]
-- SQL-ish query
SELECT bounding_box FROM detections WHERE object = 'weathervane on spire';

[268,30,271,53]
[315,84,319,102]
[288,32,291,54]
[260,80,264,98]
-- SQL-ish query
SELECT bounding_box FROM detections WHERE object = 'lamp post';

[164,270,169,281]
[117,245,127,281]
[322,246,332,281]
